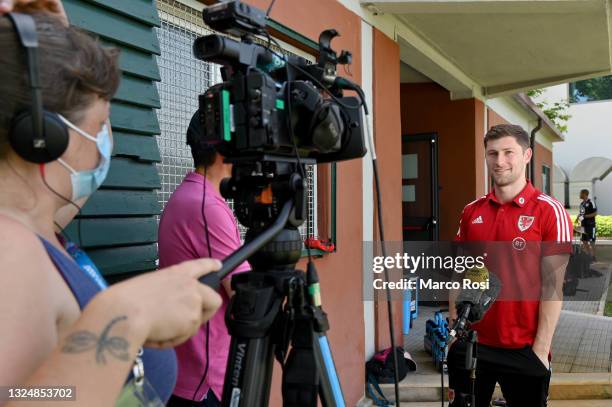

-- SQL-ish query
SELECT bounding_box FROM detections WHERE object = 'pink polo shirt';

[158,171,250,401]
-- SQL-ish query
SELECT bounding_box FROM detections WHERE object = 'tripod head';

[221,156,307,229]
[220,155,314,271]
[197,154,315,291]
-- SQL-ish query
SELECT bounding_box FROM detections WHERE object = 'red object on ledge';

[304,237,335,253]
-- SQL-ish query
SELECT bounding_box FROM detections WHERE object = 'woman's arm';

[0,221,142,406]
[3,291,148,407]
[0,220,222,406]
[0,221,65,389]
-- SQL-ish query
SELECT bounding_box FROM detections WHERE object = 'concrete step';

[397,401,612,406]
[377,372,612,402]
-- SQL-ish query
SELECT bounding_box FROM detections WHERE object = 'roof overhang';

[362,0,612,98]
[512,93,565,142]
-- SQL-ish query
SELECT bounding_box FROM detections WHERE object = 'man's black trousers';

[447,340,551,407]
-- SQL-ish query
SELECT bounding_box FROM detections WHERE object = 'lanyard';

[59,236,148,394]
[60,237,108,290]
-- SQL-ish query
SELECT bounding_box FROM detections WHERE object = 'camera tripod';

[200,157,345,407]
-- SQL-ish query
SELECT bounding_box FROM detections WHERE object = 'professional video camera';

[193,0,367,164]
[193,2,369,406]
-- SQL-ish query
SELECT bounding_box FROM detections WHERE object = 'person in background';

[577,188,597,261]
[159,112,250,407]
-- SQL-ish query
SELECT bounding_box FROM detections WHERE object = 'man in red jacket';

[447,124,571,406]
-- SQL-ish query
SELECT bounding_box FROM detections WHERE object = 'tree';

[570,75,612,103]
[526,89,571,134]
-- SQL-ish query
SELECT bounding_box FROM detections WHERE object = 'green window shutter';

[63,0,162,278]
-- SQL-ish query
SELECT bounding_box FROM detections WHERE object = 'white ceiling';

[363,0,612,97]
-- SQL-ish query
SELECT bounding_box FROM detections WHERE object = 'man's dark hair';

[484,124,530,150]
[186,111,217,169]
[581,189,589,196]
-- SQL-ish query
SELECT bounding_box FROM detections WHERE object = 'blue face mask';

[57,115,113,201]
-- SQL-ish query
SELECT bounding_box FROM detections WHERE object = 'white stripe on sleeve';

[537,195,570,242]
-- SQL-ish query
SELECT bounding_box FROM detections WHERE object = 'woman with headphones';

[0,3,222,406]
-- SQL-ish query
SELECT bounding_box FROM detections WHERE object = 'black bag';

[365,347,416,406]
[366,346,414,384]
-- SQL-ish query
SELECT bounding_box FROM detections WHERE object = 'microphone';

[447,266,501,342]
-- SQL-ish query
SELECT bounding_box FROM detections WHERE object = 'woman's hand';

[0,0,68,26]
[95,258,223,349]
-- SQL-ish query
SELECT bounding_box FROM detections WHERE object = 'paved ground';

[562,261,611,314]
[403,245,612,375]
[552,310,612,373]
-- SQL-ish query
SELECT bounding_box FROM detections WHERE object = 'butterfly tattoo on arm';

[61,316,131,364]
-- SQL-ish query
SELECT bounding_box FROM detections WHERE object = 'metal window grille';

[155,0,317,240]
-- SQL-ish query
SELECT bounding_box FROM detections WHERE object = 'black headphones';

[6,13,69,164]
[187,109,217,161]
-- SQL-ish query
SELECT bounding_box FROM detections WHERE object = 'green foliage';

[569,75,612,103]
[540,101,571,133]
[527,89,544,98]
[571,215,612,238]
[526,89,571,133]
[598,216,612,238]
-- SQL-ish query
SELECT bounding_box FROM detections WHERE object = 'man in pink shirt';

[159,112,250,407]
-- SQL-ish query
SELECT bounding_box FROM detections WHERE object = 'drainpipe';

[529,118,543,183]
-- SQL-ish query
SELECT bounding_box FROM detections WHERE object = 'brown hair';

[484,124,530,150]
[0,13,120,157]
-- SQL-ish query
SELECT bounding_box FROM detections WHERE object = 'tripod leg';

[223,336,276,407]
[281,295,345,407]
[221,273,283,407]
[281,318,345,407]
[282,318,319,407]
[313,332,345,407]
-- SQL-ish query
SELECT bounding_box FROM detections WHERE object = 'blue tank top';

[39,237,177,403]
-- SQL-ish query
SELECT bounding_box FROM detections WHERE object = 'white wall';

[535,84,612,214]
[361,20,376,362]
[595,175,612,215]
[552,181,565,204]
[535,84,567,104]
[557,100,612,174]
[487,96,535,131]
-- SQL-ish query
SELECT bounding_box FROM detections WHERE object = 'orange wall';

[487,108,510,128]
[243,1,365,404]
[400,83,485,240]
[373,28,404,350]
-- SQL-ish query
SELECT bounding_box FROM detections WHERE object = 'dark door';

[402,133,439,241]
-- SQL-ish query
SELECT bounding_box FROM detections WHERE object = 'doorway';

[402,133,440,241]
